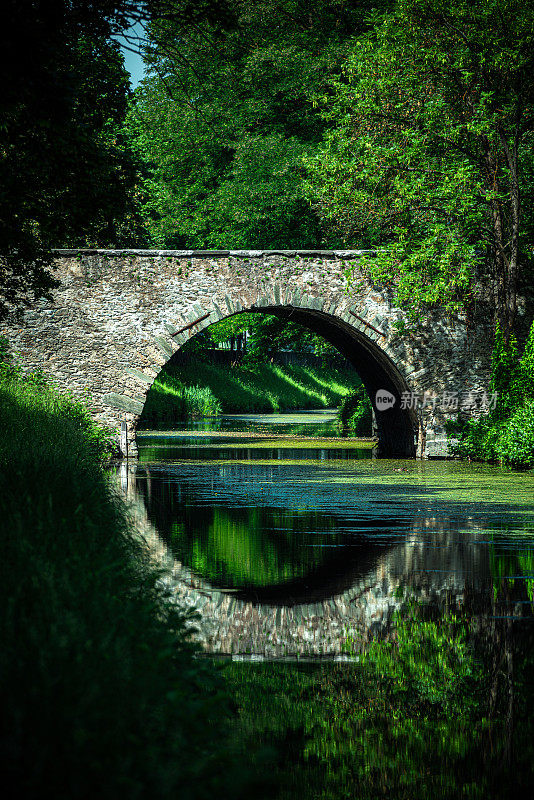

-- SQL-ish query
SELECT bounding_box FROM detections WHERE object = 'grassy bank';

[140,360,360,428]
[0,371,251,799]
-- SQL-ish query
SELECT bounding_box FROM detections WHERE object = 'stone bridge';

[1,248,494,458]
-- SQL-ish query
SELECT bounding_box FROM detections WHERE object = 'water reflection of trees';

[135,466,406,602]
[124,464,534,789]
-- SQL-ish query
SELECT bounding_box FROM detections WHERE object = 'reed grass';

[140,360,360,428]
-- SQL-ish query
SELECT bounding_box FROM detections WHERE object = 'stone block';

[211,301,225,319]
[291,289,303,307]
[191,302,206,318]
[153,335,177,359]
[124,367,155,386]
[103,393,144,415]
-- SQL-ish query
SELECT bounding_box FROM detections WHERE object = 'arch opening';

[254,306,418,457]
[137,303,418,458]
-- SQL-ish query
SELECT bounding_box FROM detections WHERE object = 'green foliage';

[202,314,257,349]
[0,365,254,798]
[240,315,345,367]
[337,385,372,435]
[0,1,146,319]
[490,539,534,602]
[141,374,222,427]
[447,414,502,463]
[179,314,348,368]
[167,506,337,590]
[491,323,521,417]
[0,337,114,461]
[516,320,534,401]
[140,359,359,427]
[305,0,534,327]
[494,400,534,469]
[126,0,387,248]
[449,320,534,468]
[226,606,501,800]
[347,608,478,714]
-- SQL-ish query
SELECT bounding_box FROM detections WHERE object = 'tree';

[0,1,151,319]
[0,1,224,320]
[305,0,534,336]
[126,0,390,249]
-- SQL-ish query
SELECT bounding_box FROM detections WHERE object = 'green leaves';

[305,0,534,323]
[450,320,534,467]
[126,0,386,249]
[0,1,145,319]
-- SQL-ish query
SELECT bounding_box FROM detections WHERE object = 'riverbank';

[0,371,250,799]
[3,355,534,798]
[140,360,360,428]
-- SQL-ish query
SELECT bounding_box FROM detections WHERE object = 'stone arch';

[124,284,418,458]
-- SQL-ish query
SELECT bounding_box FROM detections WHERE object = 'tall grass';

[139,360,360,428]
[141,371,222,428]
[0,374,249,799]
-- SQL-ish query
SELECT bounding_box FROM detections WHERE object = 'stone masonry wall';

[0,249,495,457]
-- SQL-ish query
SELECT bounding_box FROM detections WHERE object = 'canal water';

[131,411,534,659]
[124,410,534,795]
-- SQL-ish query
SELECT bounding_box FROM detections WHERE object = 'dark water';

[132,411,534,795]
[133,412,534,657]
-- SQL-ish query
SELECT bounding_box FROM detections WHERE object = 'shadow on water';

[128,415,534,794]
[131,415,534,657]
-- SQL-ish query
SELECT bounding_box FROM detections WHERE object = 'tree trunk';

[483,130,521,341]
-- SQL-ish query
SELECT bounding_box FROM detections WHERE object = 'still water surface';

[134,411,534,658]
[131,411,534,795]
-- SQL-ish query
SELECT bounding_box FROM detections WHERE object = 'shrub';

[337,385,373,435]
[495,400,534,469]
[448,415,503,463]
[515,321,534,401]
[450,321,534,468]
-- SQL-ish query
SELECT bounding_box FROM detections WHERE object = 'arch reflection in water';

[136,469,404,604]
[131,462,494,657]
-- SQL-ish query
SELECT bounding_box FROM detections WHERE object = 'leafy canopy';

[305,0,534,325]
[0,0,149,319]
[126,0,389,249]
